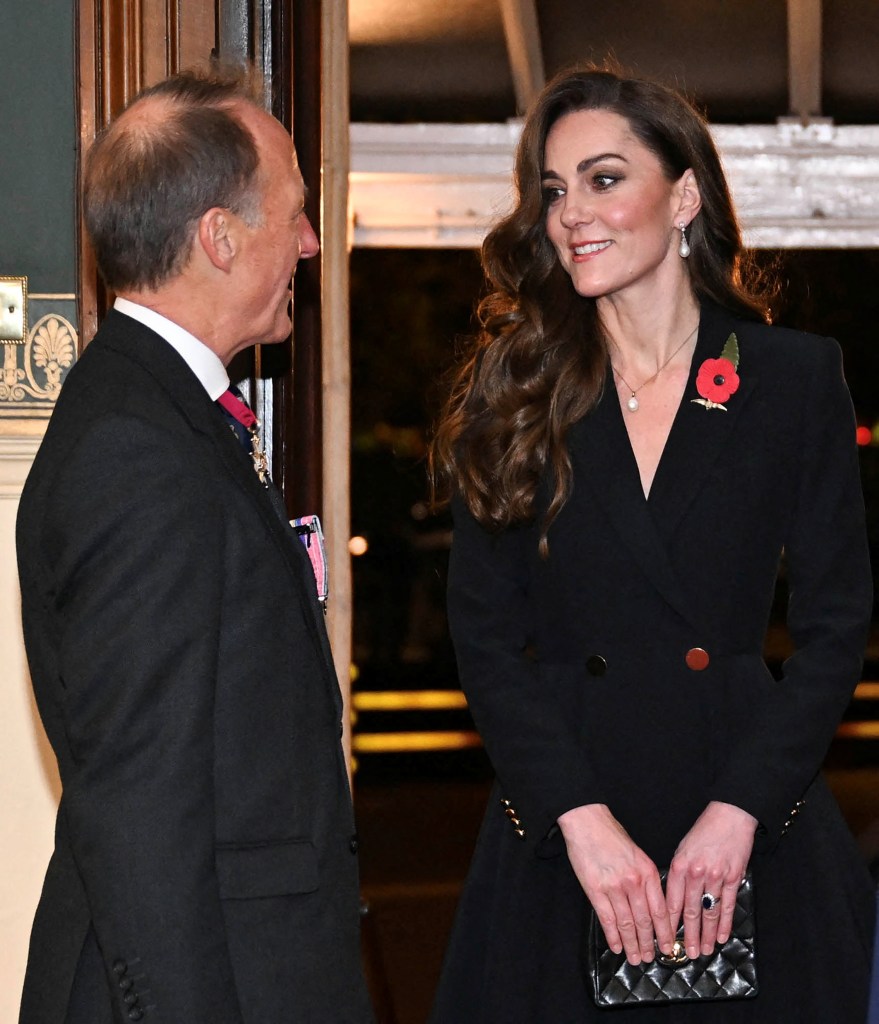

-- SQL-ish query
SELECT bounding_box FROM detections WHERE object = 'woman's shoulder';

[714,307,842,379]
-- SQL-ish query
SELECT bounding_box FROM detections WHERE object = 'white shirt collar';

[114,297,229,401]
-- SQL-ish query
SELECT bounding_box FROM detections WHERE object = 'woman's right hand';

[557,803,674,965]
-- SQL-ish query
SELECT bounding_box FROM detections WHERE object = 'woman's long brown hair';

[430,64,771,554]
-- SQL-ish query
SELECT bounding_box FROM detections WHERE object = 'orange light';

[836,721,879,739]
[349,536,369,556]
[856,426,871,446]
[352,730,482,753]
[353,690,468,711]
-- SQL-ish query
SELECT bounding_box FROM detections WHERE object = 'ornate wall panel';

[0,296,78,430]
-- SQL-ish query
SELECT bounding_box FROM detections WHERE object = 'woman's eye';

[543,185,565,204]
[592,174,619,191]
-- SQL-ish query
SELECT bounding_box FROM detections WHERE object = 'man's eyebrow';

[541,152,628,180]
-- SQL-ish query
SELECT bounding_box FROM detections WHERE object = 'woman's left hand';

[665,801,758,960]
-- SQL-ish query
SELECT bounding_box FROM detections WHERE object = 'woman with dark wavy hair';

[429,64,873,1022]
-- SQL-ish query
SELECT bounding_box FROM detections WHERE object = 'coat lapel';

[569,370,698,630]
[98,313,341,707]
[211,433,343,716]
[568,301,757,631]
[647,301,757,542]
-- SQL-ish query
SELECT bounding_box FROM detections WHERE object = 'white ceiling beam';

[350,121,879,249]
[498,0,545,116]
[787,0,823,120]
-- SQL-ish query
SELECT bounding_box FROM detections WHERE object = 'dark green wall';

[1,1,76,293]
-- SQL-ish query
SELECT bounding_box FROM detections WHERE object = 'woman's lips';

[572,240,612,257]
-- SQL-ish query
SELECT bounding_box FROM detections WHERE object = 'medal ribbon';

[293,515,329,606]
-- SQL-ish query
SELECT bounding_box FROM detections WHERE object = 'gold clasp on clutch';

[657,940,690,966]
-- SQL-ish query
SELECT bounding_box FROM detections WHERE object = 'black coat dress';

[430,302,875,1023]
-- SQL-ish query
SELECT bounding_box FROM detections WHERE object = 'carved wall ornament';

[0,309,77,419]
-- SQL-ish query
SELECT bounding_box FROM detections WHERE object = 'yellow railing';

[353,730,482,753]
[353,689,468,712]
[350,683,879,754]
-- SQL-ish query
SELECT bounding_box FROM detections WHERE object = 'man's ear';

[198,207,237,272]
[676,170,702,225]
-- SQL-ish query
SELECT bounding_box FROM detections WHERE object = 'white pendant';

[627,395,640,412]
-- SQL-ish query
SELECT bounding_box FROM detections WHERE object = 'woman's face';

[542,107,691,304]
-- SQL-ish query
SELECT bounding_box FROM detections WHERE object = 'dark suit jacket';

[431,301,874,1023]
[17,311,373,1024]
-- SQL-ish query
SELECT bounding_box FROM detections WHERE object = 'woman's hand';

[665,801,758,960]
[558,803,674,966]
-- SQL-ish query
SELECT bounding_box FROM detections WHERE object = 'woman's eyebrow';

[541,152,628,180]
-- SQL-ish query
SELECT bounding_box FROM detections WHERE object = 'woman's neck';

[599,288,701,378]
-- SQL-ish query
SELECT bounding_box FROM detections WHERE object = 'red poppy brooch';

[692,333,740,411]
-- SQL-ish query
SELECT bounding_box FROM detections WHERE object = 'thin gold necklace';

[612,324,699,413]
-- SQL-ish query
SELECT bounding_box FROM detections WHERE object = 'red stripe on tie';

[217,389,257,429]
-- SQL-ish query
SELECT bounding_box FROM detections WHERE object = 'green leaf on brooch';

[721,332,740,369]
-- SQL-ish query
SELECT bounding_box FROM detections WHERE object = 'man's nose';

[297,213,320,260]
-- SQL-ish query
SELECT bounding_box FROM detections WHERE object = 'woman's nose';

[559,193,593,229]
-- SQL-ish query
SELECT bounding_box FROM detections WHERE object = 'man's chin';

[263,313,294,345]
[262,331,291,346]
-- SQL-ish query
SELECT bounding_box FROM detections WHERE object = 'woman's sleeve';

[448,496,606,856]
[709,337,872,853]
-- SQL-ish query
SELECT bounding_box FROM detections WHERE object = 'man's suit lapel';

[205,426,343,715]
[568,302,756,631]
[99,313,340,704]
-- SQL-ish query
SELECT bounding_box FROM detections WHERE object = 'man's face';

[231,107,319,351]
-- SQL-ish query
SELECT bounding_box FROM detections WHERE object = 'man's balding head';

[83,68,265,292]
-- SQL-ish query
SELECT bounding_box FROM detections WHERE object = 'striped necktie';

[216,384,255,454]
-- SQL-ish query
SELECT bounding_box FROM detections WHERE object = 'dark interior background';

[351,0,879,124]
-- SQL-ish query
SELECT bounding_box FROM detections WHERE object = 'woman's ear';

[676,170,702,225]
[197,207,237,272]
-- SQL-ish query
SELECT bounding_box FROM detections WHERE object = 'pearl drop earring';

[678,221,690,258]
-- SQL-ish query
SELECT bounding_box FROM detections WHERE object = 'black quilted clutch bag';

[587,872,757,1007]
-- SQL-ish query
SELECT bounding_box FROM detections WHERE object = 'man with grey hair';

[17,69,373,1023]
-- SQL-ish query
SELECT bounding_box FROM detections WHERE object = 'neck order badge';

[217,386,270,484]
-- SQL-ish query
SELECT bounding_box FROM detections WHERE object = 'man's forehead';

[232,100,288,142]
